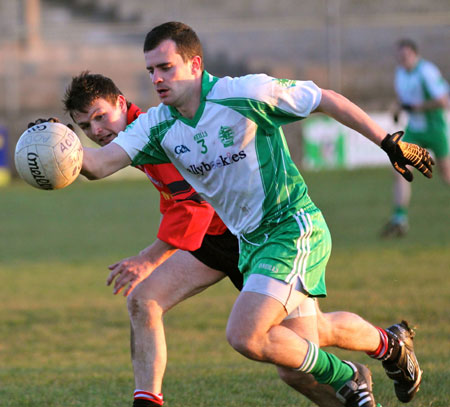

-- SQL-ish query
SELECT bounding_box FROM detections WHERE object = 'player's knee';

[226,325,261,359]
[127,292,163,325]
[225,327,247,354]
[227,335,260,359]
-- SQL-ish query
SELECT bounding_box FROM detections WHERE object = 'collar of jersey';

[127,103,142,124]
[406,58,422,74]
[169,70,219,128]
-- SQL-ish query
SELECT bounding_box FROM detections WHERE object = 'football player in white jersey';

[382,38,449,237]
[80,22,434,407]
[33,75,420,407]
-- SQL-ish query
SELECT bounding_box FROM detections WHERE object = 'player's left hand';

[106,255,155,296]
[400,104,414,112]
[27,117,75,131]
[381,131,435,182]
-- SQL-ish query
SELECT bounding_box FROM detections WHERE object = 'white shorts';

[242,273,317,317]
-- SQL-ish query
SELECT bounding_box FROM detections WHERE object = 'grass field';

[1,167,449,406]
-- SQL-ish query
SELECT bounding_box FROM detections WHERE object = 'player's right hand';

[381,131,435,182]
[106,254,155,297]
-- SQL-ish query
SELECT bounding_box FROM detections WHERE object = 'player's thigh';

[227,291,290,342]
[130,250,226,312]
[281,298,319,344]
[228,280,310,343]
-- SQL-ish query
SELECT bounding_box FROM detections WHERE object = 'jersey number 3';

[196,139,208,154]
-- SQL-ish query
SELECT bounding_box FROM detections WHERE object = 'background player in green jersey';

[382,38,450,237]
[77,22,434,407]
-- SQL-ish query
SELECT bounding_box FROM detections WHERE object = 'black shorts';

[189,229,243,290]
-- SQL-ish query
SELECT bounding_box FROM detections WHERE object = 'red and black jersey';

[127,103,227,251]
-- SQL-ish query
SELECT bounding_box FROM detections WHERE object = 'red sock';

[133,390,164,406]
[366,327,389,359]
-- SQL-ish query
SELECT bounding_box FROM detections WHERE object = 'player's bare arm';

[81,142,131,180]
[314,88,387,145]
[107,238,178,296]
[414,93,449,112]
[315,88,434,181]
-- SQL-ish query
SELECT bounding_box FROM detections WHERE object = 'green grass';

[1,168,449,406]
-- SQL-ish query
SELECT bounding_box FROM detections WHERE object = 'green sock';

[393,206,408,224]
[297,340,354,391]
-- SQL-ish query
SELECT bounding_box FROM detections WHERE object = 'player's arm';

[81,142,131,180]
[314,88,434,181]
[107,238,178,297]
[399,94,448,113]
[314,89,387,145]
[106,200,216,297]
[412,93,449,112]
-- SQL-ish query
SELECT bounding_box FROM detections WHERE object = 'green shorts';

[238,208,331,297]
[404,127,449,159]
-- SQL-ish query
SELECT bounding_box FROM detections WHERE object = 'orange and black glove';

[381,131,434,182]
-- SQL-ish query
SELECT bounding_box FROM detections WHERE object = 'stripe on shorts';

[287,209,313,284]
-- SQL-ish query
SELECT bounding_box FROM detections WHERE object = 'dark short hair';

[63,71,124,116]
[397,38,418,53]
[143,21,203,69]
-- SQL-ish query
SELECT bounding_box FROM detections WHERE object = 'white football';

[15,122,83,190]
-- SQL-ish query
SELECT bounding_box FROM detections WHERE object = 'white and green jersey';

[113,71,322,236]
[395,58,449,133]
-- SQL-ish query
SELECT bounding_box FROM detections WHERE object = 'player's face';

[144,39,200,109]
[397,46,417,71]
[72,95,128,146]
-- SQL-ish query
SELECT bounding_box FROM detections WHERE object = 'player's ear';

[191,55,202,75]
[117,94,127,113]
